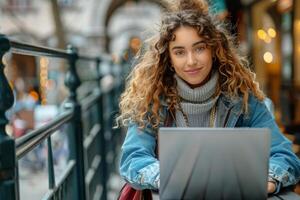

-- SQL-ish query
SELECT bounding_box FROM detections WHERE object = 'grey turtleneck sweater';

[174,72,219,127]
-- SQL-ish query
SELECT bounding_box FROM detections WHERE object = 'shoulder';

[219,93,269,121]
[248,93,265,109]
[127,122,156,137]
[219,92,265,107]
[244,94,274,126]
[247,94,273,116]
[127,105,168,137]
[126,123,157,142]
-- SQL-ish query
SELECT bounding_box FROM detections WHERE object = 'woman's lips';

[184,68,202,75]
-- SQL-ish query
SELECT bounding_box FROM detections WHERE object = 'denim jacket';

[119,94,300,193]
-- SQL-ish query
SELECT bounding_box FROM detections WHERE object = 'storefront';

[250,0,299,128]
[294,0,300,123]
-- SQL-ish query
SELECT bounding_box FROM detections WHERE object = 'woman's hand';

[267,181,276,194]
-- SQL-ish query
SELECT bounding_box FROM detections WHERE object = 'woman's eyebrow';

[192,40,205,47]
[171,46,184,50]
[171,40,205,50]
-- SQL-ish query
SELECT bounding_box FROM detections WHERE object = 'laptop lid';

[159,128,271,200]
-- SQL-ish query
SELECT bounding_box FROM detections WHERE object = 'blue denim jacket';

[119,94,300,192]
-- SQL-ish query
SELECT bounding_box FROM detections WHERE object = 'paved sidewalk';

[19,163,126,200]
[19,168,48,200]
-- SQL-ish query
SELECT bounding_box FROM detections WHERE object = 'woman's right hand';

[267,181,276,194]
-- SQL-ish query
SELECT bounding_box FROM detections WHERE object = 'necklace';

[178,103,217,127]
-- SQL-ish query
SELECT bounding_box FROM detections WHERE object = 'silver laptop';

[158,128,271,200]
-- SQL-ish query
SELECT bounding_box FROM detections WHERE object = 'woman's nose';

[187,52,196,66]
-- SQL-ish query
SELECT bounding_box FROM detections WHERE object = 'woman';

[118,0,300,197]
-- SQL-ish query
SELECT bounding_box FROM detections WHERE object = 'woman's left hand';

[267,181,276,194]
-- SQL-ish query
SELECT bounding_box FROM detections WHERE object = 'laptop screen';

[158,127,270,200]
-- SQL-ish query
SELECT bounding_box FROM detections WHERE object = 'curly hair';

[117,0,265,129]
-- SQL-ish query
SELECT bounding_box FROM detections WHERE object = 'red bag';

[117,183,153,200]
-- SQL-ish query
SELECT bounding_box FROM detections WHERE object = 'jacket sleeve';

[248,97,300,192]
[119,123,160,190]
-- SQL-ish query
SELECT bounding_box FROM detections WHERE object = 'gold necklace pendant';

[178,103,189,127]
[209,104,217,127]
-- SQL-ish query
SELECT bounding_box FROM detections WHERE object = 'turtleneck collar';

[174,71,219,103]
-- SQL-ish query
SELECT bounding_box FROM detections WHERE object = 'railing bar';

[101,82,116,94]
[79,54,112,62]
[78,56,98,62]
[42,161,76,199]
[47,137,56,189]
[15,162,20,200]
[10,40,71,59]
[81,91,102,112]
[16,110,73,147]
[79,77,99,82]
[98,94,108,200]
[16,129,53,160]
[83,123,101,149]
[56,160,76,185]
[16,112,73,160]
[85,155,101,185]
[10,40,113,62]
[85,169,95,186]
[92,185,103,200]
[91,155,101,169]
[16,125,69,160]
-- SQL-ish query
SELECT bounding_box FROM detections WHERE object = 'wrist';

[268,176,281,194]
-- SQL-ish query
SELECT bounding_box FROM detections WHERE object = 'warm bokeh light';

[264,36,272,43]
[29,90,39,101]
[40,57,49,66]
[277,0,293,13]
[263,52,273,63]
[257,29,267,40]
[268,28,276,38]
[40,57,49,105]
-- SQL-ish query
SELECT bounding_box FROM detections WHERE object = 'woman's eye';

[195,45,206,52]
[175,51,185,56]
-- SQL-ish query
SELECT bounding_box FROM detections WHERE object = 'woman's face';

[168,26,213,88]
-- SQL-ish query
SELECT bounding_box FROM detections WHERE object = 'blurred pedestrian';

[121,36,142,78]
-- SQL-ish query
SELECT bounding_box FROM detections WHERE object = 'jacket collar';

[218,94,243,127]
[219,94,242,112]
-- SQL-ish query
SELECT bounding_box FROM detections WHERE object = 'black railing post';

[96,57,108,200]
[0,35,16,200]
[64,45,86,200]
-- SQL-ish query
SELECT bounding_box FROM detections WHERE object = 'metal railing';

[0,34,124,200]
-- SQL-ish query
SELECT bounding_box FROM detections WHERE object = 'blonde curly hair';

[118,0,264,129]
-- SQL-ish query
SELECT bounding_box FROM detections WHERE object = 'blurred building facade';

[1,0,300,129]
[0,0,162,102]
[247,0,300,128]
